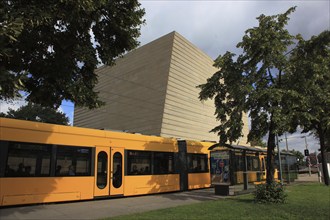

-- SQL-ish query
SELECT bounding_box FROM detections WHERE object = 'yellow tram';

[0,118,280,206]
[0,118,213,206]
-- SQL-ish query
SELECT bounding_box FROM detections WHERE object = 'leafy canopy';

[0,102,69,125]
[286,31,330,144]
[199,7,297,145]
[285,30,330,185]
[199,6,329,185]
[199,7,300,184]
[0,0,145,108]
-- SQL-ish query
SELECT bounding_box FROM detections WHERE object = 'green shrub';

[254,182,287,203]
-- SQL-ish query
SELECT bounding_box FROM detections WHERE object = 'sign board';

[210,150,230,185]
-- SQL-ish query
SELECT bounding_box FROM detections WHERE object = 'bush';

[254,182,287,203]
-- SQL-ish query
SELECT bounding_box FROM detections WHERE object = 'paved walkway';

[294,173,320,183]
[0,174,321,220]
[0,188,226,220]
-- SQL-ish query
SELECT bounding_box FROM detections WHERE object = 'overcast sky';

[139,0,329,59]
[1,0,329,154]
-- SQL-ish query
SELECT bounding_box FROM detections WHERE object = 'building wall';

[74,32,175,135]
[160,32,219,141]
[74,31,250,145]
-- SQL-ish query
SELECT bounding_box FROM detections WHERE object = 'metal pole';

[285,133,290,183]
[304,136,311,176]
[276,134,283,185]
[315,151,321,183]
[243,150,248,190]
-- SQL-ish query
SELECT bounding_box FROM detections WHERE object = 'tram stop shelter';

[208,143,267,196]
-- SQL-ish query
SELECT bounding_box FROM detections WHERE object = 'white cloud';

[0,99,26,113]
[58,106,65,114]
[139,1,329,59]
[278,131,320,154]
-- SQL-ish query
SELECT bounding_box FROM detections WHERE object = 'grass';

[105,183,330,220]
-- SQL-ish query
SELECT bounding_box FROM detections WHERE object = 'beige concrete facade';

[74,31,249,144]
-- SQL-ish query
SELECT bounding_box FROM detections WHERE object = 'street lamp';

[284,133,290,183]
[301,136,311,176]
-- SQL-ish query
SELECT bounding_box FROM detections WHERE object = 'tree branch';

[267,68,275,84]
[278,70,282,86]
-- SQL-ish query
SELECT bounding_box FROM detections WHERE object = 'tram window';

[112,152,122,188]
[55,146,92,176]
[188,154,208,173]
[5,142,51,177]
[127,151,151,175]
[153,152,174,174]
[97,151,107,189]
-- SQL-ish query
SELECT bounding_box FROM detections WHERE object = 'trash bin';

[214,184,230,196]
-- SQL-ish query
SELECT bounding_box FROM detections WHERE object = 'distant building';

[74,31,249,144]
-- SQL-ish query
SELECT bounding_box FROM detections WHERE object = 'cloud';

[139,1,329,59]
[277,130,320,154]
[0,99,26,113]
[261,128,320,154]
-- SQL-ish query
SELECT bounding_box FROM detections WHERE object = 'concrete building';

[74,31,249,144]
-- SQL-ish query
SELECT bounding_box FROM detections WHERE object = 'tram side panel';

[0,118,214,206]
[0,118,182,206]
[1,177,94,206]
[186,141,212,189]
[0,118,108,206]
[120,140,180,197]
[0,140,98,205]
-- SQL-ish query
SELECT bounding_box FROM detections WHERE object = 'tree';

[199,7,298,185]
[1,102,69,125]
[0,0,145,108]
[250,138,267,148]
[286,31,330,185]
[0,1,25,100]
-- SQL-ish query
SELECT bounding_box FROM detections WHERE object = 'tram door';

[110,147,124,196]
[94,147,110,197]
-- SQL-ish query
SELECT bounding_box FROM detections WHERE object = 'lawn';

[105,183,330,220]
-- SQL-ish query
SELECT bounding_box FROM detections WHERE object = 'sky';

[1,0,329,154]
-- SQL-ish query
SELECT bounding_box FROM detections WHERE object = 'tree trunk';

[266,120,276,185]
[318,129,330,186]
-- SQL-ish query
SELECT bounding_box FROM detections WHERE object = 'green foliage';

[199,7,329,185]
[250,138,267,148]
[254,182,287,204]
[1,102,69,125]
[0,0,145,109]
[199,7,297,144]
[286,31,330,135]
[286,31,330,185]
[199,7,298,183]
